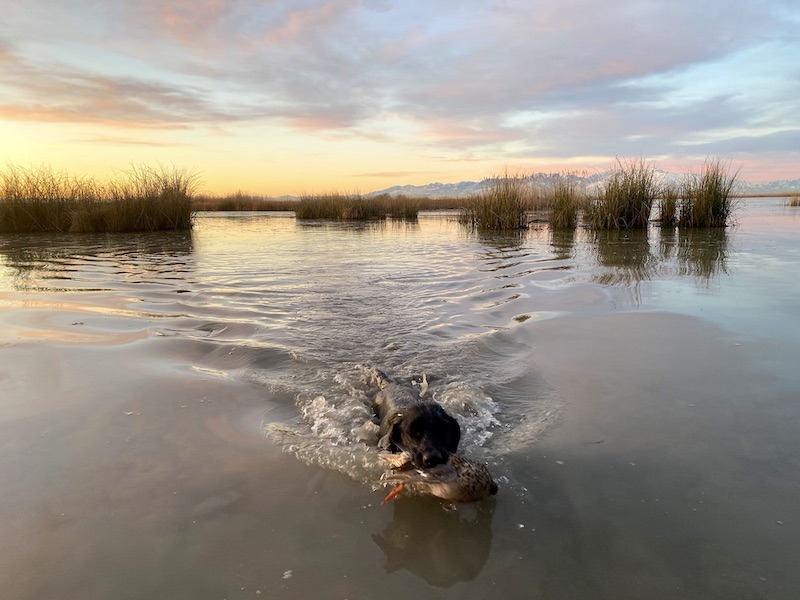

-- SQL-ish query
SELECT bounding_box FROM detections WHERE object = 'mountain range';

[367,170,800,198]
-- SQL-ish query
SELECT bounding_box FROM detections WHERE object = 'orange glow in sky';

[1,1,798,195]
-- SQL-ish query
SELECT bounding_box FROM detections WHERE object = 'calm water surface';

[0,199,798,599]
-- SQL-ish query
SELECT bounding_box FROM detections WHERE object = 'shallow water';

[1,199,798,599]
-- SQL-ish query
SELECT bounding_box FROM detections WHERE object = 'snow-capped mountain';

[369,171,800,198]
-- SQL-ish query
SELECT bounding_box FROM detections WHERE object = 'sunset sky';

[1,0,798,195]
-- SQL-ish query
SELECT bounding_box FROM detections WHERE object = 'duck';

[379,452,498,504]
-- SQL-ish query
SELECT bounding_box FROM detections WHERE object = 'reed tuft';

[458,172,532,231]
[585,158,658,230]
[295,193,385,220]
[294,192,422,220]
[545,174,584,230]
[677,158,739,227]
[658,186,679,227]
[0,164,197,233]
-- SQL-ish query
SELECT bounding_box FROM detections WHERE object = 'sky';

[1,0,799,196]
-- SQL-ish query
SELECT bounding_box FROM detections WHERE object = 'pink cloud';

[0,39,17,63]
[418,119,526,149]
[154,0,239,42]
[0,104,192,130]
[260,0,358,46]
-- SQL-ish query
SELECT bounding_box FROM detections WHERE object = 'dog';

[371,368,460,469]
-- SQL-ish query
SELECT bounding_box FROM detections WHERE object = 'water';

[0,199,798,599]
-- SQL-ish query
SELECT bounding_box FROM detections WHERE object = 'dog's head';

[387,403,460,469]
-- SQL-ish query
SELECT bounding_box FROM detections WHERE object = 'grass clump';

[295,193,389,220]
[586,158,658,230]
[0,164,197,233]
[193,190,295,211]
[376,194,421,220]
[294,192,422,221]
[678,158,739,227]
[459,173,532,231]
[545,174,584,230]
[787,194,800,207]
[658,186,680,227]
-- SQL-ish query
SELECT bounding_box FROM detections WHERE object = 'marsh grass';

[458,173,532,230]
[0,164,197,233]
[658,186,680,227]
[193,190,294,211]
[294,192,425,220]
[787,194,800,207]
[374,194,421,220]
[545,174,584,230]
[678,159,739,227]
[295,193,390,220]
[194,194,467,213]
[585,158,657,230]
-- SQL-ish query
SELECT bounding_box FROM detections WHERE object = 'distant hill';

[368,171,800,198]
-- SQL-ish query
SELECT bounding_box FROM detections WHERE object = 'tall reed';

[678,158,739,227]
[192,190,289,211]
[377,194,421,220]
[0,164,197,233]
[295,193,390,220]
[658,186,679,227]
[459,172,532,230]
[585,158,657,230]
[546,174,583,230]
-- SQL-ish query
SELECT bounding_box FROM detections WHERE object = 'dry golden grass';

[585,158,658,230]
[678,158,739,227]
[544,174,585,230]
[459,172,533,230]
[0,164,197,233]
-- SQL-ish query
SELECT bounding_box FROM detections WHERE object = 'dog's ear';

[378,411,404,451]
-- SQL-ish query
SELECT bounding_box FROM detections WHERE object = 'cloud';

[260,0,360,46]
[0,56,240,129]
[69,135,188,147]
[0,39,14,63]
[1,0,798,173]
[677,129,800,155]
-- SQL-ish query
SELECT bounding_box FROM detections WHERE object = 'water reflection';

[592,229,658,286]
[469,228,530,250]
[296,220,387,234]
[372,499,495,587]
[585,227,730,289]
[549,228,576,261]
[675,228,730,282]
[0,231,194,291]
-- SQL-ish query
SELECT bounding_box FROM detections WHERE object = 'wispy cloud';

[0,64,235,129]
[1,0,798,185]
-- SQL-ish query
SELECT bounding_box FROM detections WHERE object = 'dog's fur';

[372,369,460,469]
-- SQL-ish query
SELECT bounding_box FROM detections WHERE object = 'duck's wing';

[379,451,413,470]
[381,462,458,485]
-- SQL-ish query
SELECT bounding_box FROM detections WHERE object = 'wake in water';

[260,361,550,493]
[263,365,557,496]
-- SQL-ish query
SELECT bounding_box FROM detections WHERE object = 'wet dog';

[371,369,460,469]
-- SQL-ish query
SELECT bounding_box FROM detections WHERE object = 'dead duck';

[379,452,498,504]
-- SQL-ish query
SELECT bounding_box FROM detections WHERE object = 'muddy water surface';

[1,199,798,599]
